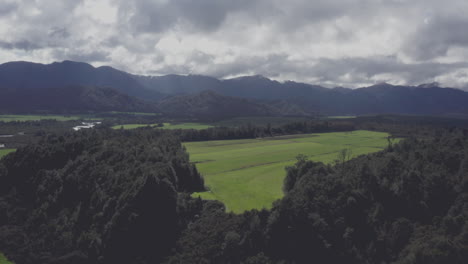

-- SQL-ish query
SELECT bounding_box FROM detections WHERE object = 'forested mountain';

[157,90,310,119]
[135,74,222,95]
[0,85,159,113]
[2,60,468,116]
[0,61,162,100]
[135,73,468,116]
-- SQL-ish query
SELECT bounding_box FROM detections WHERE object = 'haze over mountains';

[2,60,468,117]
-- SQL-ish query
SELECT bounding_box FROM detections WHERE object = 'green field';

[0,149,15,159]
[0,253,13,264]
[326,115,357,119]
[0,114,96,122]
[112,122,213,130]
[111,123,155,129]
[185,130,395,213]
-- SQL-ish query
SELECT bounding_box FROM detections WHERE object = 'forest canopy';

[0,120,467,263]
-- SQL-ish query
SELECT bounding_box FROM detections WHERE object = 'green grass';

[326,116,357,119]
[0,114,96,122]
[160,123,213,130]
[112,122,213,130]
[185,130,396,213]
[0,149,16,159]
[0,253,13,264]
[111,124,155,129]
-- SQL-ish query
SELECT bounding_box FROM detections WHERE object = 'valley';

[2,0,468,261]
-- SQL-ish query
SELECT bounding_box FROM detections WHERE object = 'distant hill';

[157,90,309,119]
[137,73,468,116]
[0,61,163,100]
[0,85,159,113]
[2,60,468,116]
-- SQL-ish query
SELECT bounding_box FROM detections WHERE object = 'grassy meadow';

[326,115,357,119]
[0,253,12,264]
[0,149,15,159]
[185,130,396,213]
[0,114,95,122]
[112,122,213,130]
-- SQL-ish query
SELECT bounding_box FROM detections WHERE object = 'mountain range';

[1,60,468,117]
[158,90,309,119]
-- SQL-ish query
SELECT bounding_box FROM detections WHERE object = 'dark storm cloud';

[117,0,380,36]
[0,40,42,50]
[403,16,468,60]
[0,1,17,15]
[119,0,254,33]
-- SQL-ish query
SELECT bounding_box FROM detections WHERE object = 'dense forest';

[167,128,468,263]
[156,90,310,119]
[1,119,468,263]
[0,129,204,264]
[0,85,159,114]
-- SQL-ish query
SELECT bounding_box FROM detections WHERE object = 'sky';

[1,0,468,89]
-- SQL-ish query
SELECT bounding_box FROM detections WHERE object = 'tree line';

[167,128,468,263]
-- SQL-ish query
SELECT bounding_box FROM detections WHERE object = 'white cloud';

[0,0,467,88]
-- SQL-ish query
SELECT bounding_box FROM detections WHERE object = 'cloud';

[0,0,467,89]
[0,0,17,15]
[0,40,42,50]
[52,49,110,63]
[403,15,468,61]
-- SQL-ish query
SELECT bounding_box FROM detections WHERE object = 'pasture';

[0,114,94,122]
[0,149,15,159]
[185,130,395,213]
[0,253,12,264]
[326,115,357,119]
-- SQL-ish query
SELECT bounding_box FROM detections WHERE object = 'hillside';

[157,90,309,119]
[0,61,163,100]
[0,85,159,113]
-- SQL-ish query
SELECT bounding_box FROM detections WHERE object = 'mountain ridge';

[2,60,468,116]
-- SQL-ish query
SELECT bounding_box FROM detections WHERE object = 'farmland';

[0,149,15,159]
[185,130,395,213]
[0,253,12,264]
[0,114,96,122]
[326,115,357,119]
